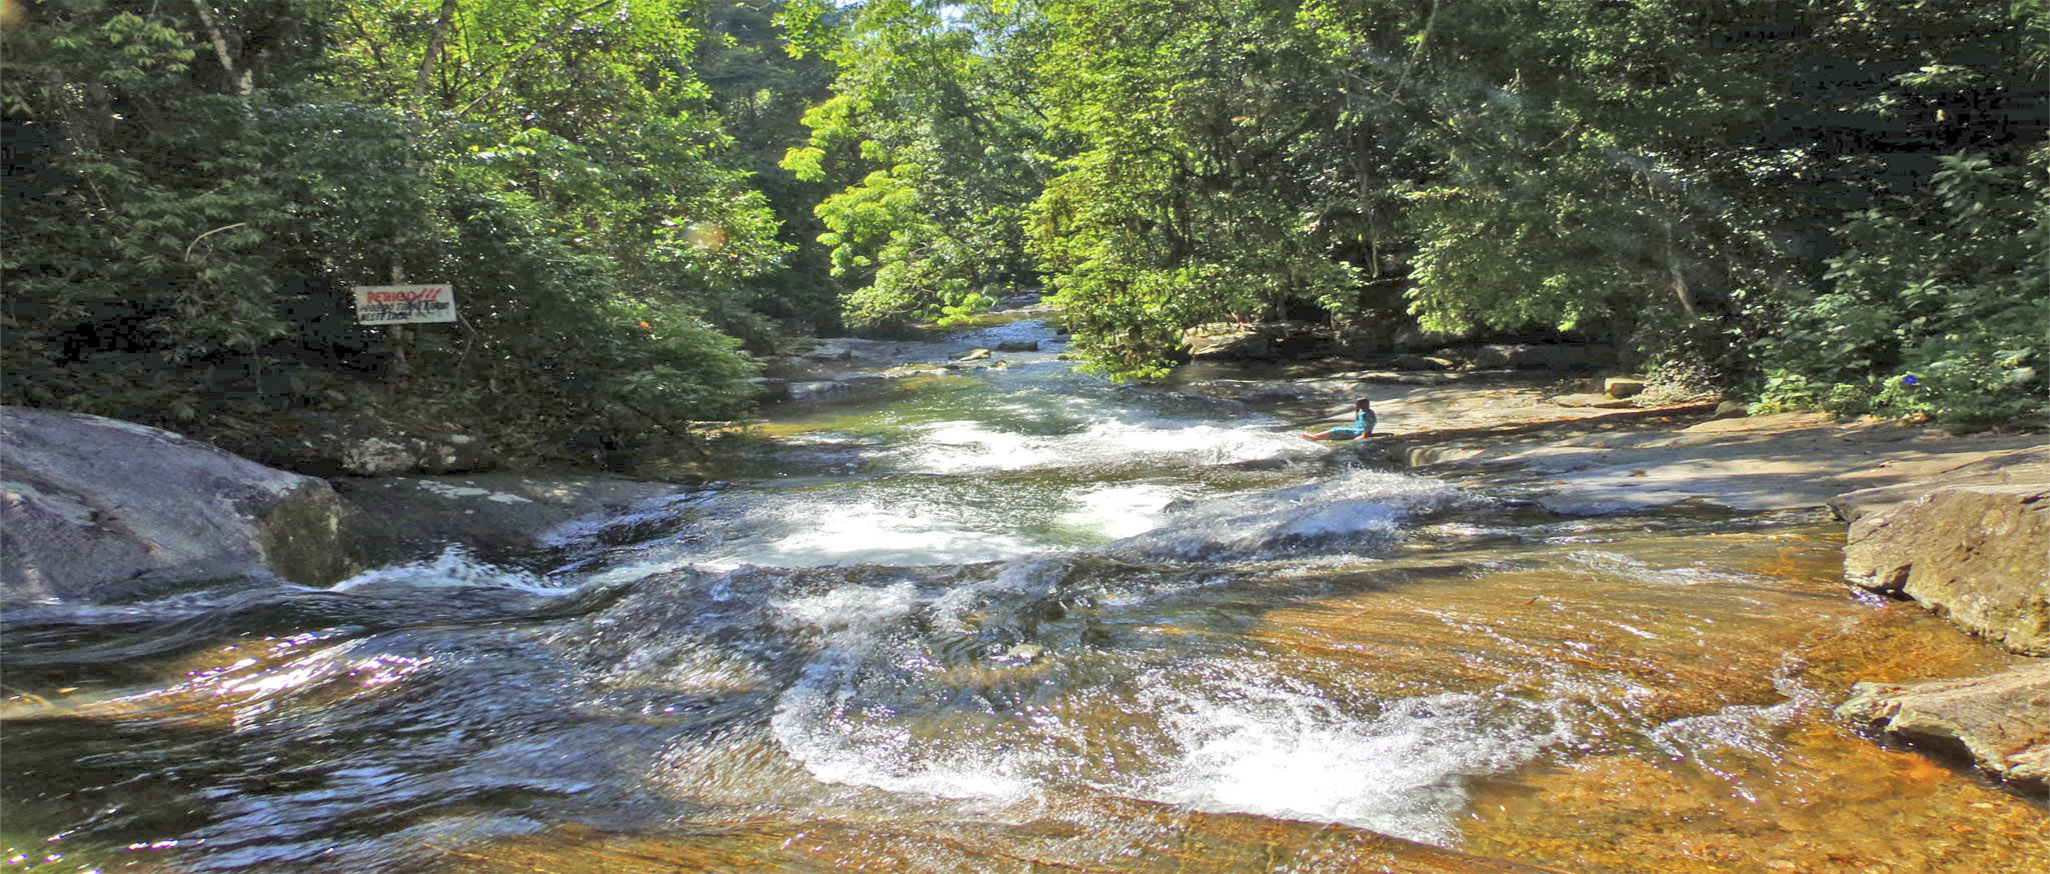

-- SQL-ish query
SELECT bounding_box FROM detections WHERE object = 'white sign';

[353,284,457,325]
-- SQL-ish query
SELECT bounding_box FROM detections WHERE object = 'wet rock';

[996,340,1041,353]
[1842,480,2050,655]
[334,474,693,567]
[209,409,500,478]
[1,406,351,603]
[960,348,994,361]
[801,341,856,362]
[788,381,851,401]
[997,643,1047,663]
[884,363,951,378]
[343,436,416,476]
[1838,661,2050,793]
[996,292,1045,309]
[747,377,793,403]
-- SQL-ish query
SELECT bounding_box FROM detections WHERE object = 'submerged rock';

[1838,662,2050,793]
[1,406,351,603]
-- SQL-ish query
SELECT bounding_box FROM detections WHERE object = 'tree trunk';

[190,1,254,97]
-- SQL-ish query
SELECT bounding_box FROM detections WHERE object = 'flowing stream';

[4,314,2045,874]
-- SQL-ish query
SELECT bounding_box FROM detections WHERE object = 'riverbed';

[3,315,2044,873]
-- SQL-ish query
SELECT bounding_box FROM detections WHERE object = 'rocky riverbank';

[5,355,2044,797]
[1185,365,2049,793]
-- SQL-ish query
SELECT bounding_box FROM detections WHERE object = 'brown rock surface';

[1829,450,2050,522]
[1842,479,2050,655]
[1602,377,1646,398]
[1405,411,2042,515]
[1838,661,2050,791]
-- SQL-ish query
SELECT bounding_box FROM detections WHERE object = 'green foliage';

[1030,0,1364,377]
[692,0,842,337]
[6,0,2045,453]
[3,0,800,459]
[1762,150,2048,422]
[786,0,1057,331]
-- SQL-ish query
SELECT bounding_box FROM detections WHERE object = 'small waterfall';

[7,315,2043,874]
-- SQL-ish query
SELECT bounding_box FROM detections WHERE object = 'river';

[3,314,2044,873]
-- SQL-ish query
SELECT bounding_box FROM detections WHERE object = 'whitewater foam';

[1131,667,1571,845]
[1108,469,1478,562]
[899,415,1319,476]
[330,545,570,593]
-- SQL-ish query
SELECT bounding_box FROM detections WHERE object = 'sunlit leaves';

[790,0,1055,329]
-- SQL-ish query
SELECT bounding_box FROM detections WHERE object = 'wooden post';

[388,257,412,385]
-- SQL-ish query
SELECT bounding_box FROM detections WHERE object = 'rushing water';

[4,315,2045,874]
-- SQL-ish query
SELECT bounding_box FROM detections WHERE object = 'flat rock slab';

[1839,661,2050,793]
[1,406,349,603]
[1830,451,2050,523]
[335,474,696,568]
[1429,413,2047,514]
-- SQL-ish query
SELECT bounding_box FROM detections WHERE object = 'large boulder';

[1841,479,2050,656]
[1183,322,1338,361]
[1838,661,2050,793]
[333,474,697,568]
[1,407,351,603]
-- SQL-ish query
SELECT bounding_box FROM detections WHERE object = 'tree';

[1031,0,1360,377]
[783,0,1060,330]
[3,0,790,459]
[1761,149,2049,422]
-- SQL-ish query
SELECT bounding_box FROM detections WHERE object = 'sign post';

[352,284,457,325]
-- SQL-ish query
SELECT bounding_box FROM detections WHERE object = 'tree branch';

[184,222,248,261]
[456,0,619,118]
[1393,0,1443,100]
[412,0,461,116]
[190,1,253,96]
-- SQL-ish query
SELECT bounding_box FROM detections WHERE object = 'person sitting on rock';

[1302,398,1376,441]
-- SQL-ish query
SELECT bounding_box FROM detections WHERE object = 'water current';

[4,314,2045,873]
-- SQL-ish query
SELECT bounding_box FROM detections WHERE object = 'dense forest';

[4,0,2044,464]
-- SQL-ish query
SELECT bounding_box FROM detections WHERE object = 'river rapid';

[4,315,2045,874]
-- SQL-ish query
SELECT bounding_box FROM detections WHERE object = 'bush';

[1760,150,2048,424]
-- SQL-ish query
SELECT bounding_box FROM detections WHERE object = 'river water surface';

[4,315,2045,873]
